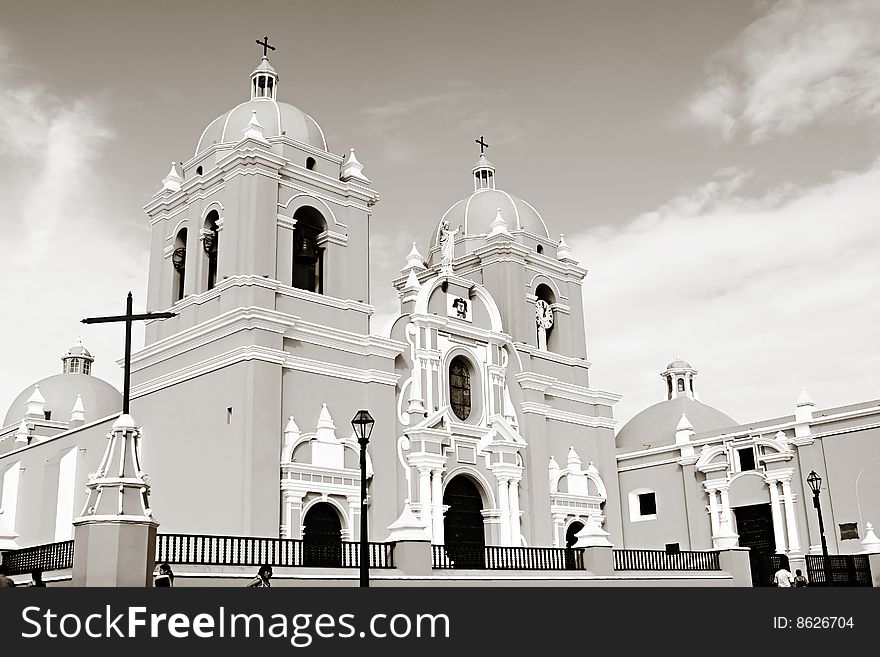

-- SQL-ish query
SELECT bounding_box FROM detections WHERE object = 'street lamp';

[351,410,375,588]
[806,470,833,586]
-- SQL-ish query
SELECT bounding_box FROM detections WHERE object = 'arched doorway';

[443,476,485,568]
[303,502,342,567]
[565,520,584,569]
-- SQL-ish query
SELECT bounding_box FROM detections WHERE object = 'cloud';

[686,0,880,141]
[0,40,147,423]
[359,85,530,163]
[569,160,880,428]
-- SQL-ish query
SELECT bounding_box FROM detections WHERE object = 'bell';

[296,234,318,263]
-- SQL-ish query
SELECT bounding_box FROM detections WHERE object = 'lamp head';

[806,470,822,496]
[351,410,375,445]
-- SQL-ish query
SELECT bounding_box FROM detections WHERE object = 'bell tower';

[130,43,402,539]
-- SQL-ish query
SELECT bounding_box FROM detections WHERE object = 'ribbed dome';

[432,188,549,246]
[194,98,327,157]
[4,374,121,428]
[616,396,735,451]
[666,359,692,369]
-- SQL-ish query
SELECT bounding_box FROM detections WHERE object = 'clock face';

[535,299,554,328]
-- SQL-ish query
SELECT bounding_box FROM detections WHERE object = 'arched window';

[196,165,203,176]
[534,283,556,351]
[292,206,326,294]
[203,211,219,291]
[449,357,472,421]
[172,228,187,302]
[536,244,544,255]
[677,378,685,393]
[306,157,316,171]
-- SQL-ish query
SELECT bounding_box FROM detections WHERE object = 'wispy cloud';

[686,0,880,141]
[0,38,147,422]
[570,160,880,427]
[360,84,530,163]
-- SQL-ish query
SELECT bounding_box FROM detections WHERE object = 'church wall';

[136,358,282,536]
[0,418,114,548]
[817,423,880,553]
[618,463,689,550]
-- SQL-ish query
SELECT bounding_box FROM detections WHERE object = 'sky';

[0,0,878,428]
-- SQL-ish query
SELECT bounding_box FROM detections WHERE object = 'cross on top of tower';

[256,35,275,57]
[475,135,489,155]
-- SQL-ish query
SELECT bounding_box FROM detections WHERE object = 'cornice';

[514,343,591,370]
[519,402,616,429]
[516,371,621,406]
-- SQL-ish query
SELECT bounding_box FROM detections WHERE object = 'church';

[1,44,877,585]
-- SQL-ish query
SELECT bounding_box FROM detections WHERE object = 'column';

[431,468,444,545]
[508,479,521,546]
[497,476,511,546]
[707,489,720,536]
[552,513,566,548]
[345,496,359,541]
[418,467,433,538]
[781,479,801,553]
[718,487,734,535]
[768,479,787,553]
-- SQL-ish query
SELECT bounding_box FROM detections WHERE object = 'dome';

[666,359,693,370]
[4,374,122,428]
[64,343,92,358]
[432,189,549,246]
[616,396,736,451]
[194,98,327,156]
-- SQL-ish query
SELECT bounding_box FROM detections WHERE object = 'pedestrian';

[773,561,795,587]
[154,563,174,587]
[794,568,808,587]
[0,563,15,588]
[29,570,46,587]
[247,564,272,587]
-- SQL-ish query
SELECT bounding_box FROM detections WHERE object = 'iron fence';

[0,540,74,576]
[432,544,584,570]
[613,549,721,571]
[155,534,394,569]
[805,554,872,586]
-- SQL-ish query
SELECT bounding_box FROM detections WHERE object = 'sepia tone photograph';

[0,0,878,605]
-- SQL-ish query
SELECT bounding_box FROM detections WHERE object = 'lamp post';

[806,470,833,586]
[351,410,374,588]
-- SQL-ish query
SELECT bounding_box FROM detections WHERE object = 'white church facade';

[1,49,878,585]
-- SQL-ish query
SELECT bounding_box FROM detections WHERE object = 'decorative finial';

[557,233,572,260]
[340,147,371,183]
[403,242,425,271]
[488,208,511,238]
[475,135,489,155]
[242,110,267,142]
[162,162,183,192]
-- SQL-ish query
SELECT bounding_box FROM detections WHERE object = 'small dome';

[432,189,549,245]
[666,359,693,370]
[616,396,735,451]
[4,374,121,428]
[194,99,327,156]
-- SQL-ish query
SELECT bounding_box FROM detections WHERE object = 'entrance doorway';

[734,503,777,586]
[565,520,585,569]
[443,476,486,568]
[303,502,342,567]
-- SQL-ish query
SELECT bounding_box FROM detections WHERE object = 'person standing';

[29,570,46,587]
[247,564,272,587]
[773,563,795,587]
[154,563,174,587]
[794,569,808,587]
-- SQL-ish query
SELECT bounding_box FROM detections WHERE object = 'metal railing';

[805,554,872,586]
[155,534,394,569]
[613,549,721,571]
[432,544,584,570]
[0,540,74,576]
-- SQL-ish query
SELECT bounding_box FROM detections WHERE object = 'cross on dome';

[475,135,489,155]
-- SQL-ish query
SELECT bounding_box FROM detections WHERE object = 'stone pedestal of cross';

[70,293,176,587]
